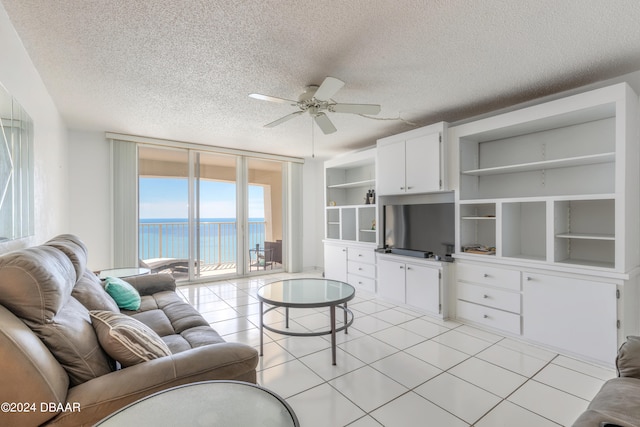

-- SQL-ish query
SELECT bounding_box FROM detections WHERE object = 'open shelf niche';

[454,82,638,273]
[459,202,496,255]
[324,148,378,245]
[553,198,615,268]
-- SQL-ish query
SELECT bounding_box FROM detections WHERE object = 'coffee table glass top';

[98,267,150,279]
[258,278,355,307]
[96,380,298,426]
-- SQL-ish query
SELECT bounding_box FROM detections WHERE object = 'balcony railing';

[139,220,266,267]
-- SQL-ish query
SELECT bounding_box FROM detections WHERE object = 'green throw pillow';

[104,277,141,311]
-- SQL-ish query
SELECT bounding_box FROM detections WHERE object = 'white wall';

[0,3,69,253]
[68,130,112,270]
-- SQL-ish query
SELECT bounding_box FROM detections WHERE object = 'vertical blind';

[111,140,138,267]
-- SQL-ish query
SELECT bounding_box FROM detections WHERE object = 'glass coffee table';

[98,267,150,279]
[257,278,355,365]
[96,380,298,426]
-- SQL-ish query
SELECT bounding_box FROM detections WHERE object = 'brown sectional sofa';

[573,337,640,427]
[0,235,259,427]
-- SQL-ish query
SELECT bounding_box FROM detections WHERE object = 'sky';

[139,177,264,219]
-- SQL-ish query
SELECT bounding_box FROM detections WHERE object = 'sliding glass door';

[137,145,285,282]
[194,152,239,279]
[138,146,193,278]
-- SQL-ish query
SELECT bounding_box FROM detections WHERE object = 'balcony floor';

[153,261,283,280]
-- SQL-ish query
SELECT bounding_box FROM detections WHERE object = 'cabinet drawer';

[347,274,376,293]
[456,300,521,335]
[457,263,520,291]
[348,248,375,264]
[348,261,375,278]
[457,282,521,314]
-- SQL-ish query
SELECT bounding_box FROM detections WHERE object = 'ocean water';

[139,218,265,264]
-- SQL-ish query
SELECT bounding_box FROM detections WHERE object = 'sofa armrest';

[124,273,176,296]
[45,342,258,426]
[617,336,640,378]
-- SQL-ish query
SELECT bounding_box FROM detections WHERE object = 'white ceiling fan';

[249,77,381,134]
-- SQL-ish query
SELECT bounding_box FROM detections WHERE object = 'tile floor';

[176,270,614,427]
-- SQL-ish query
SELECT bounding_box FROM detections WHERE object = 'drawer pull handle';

[358,268,363,271]
[483,273,489,278]
[483,314,489,319]
[526,276,532,281]
[483,294,489,299]
[358,254,362,257]
[407,267,412,270]
[400,266,404,269]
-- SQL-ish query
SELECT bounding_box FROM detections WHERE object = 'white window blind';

[111,139,138,267]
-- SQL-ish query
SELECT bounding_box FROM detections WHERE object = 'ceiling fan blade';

[313,77,345,101]
[313,113,337,134]
[331,103,381,115]
[264,111,304,128]
[249,93,296,104]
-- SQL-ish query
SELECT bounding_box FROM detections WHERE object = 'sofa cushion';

[123,290,225,353]
[32,298,114,386]
[617,336,640,378]
[90,310,172,367]
[0,305,71,427]
[0,245,76,323]
[0,244,113,387]
[129,308,176,337]
[45,234,88,281]
[104,277,142,311]
[73,270,120,312]
[572,377,640,427]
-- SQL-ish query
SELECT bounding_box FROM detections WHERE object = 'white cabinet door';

[377,258,406,303]
[324,243,347,282]
[406,263,440,315]
[405,132,441,193]
[523,272,617,364]
[376,139,406,196]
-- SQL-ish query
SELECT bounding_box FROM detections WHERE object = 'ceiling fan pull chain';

[311,118,315,158]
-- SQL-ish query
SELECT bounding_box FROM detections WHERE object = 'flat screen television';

[383,203,455,259]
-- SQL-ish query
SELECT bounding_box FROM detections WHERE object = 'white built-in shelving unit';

[452,82,640,365]
[324,148,377,244]
[455,84,637,272]
[323,148,378,293]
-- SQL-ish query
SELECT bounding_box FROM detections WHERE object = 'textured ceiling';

[3,0,640,159]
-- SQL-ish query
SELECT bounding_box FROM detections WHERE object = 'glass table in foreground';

[95,380,299,426]
[257,278,356,365]
[98,267,150,279]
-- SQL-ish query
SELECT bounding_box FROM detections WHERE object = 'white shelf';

[461,216,496,220]
[555,233,615,241]
[327,179,375,189]
[359,229,376,233]
[504,254,546,262]
[327,204,376,209]
[555,258,615,269]
[462,152,615,176]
